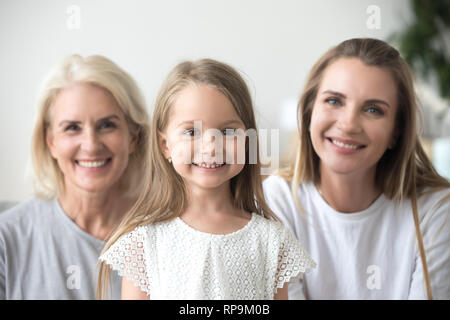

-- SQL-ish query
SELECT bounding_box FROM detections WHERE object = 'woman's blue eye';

[99,121,117,130]
[366,106,383,115]
[65,124,80,131]
[325,98,342,106]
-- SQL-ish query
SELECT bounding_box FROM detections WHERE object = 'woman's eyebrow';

[58,120,81,128]
[365,99,391,108]
[96,115,121,123]
[321,90,347,98]
[58,115,121,127]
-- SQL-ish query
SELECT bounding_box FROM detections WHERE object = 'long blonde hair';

[31,54,150,199]
[97,58,277,299]
[279,38,450,300]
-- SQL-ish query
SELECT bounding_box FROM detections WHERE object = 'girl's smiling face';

[159,84,246,191]
[309,57,398,178]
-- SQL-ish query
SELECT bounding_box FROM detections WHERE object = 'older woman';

[0,55,150,299]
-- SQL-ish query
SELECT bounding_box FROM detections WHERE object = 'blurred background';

[1,0,449,202]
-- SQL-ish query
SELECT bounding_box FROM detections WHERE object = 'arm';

[0,236,5,300]
[409,192,450,299]
[274,283,289,300]
[121,277,150,300]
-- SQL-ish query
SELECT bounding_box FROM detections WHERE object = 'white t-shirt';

[263,175,450,300]
[99,213,316,299]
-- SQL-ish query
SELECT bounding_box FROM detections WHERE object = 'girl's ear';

[158,131,171,159]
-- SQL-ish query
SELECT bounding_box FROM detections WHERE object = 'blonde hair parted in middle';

[97,58,277,298]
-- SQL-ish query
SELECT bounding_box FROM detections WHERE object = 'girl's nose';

[201,129,219,156]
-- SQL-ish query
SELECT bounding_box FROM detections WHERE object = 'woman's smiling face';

[309,57,398,177]
[46,83,137,194]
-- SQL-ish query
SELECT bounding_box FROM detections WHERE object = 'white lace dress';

[99,213,316,299]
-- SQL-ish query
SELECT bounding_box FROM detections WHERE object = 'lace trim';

[274,225,316,293]
[99,226,151,296]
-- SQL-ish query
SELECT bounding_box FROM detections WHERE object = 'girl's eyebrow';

[221,119,243,126]
[322,90,390,108]
[58,115,121,128]
[176,119,243,127]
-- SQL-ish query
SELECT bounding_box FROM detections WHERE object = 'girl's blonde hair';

[279,38,450,300]
[31,54,150,199]
[97,58,277,299]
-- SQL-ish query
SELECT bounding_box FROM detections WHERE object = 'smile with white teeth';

[331,139,360,150]
[193,162,225,169]
[77,160,109,168]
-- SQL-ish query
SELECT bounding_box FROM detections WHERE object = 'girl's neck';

[180,181,251,235]
[317,165,381,213]
[58,186,133,240]
[184,181,241,218]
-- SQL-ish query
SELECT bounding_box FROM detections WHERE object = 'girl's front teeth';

[331,139,359,150]
[77,160,107,168]
[195,162,225,169]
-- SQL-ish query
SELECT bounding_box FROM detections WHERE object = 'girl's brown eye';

[183,128,200,136]
[222,128,236,136]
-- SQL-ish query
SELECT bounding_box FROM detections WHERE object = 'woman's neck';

[318,165,381,213]
[58,186,134,240]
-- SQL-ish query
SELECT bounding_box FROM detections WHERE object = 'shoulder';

[0,198,56,251]
[416,187,450,231]
[105,221,169,254]
[254,215,316,274]
[263,175,315,199]
[0,197,54,230]
[252,214,293,239]
[417,187,450,213]
[263,175,291,194]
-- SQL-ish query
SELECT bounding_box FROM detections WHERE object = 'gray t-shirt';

[0,197,121,299]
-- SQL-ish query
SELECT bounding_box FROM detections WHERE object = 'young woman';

[263,38,450,299]
[97,58,315,300]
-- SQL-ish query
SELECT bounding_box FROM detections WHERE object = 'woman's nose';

[337,107,362,134]
[81,127,102,152]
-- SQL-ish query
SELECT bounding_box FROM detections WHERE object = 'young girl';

[97,58,316,299]
[263,38,450,299]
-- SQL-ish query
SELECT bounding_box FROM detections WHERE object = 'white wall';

[0,0,412,201]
